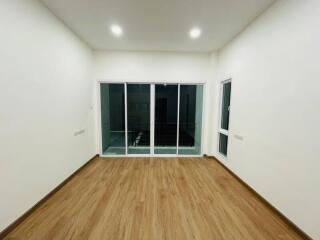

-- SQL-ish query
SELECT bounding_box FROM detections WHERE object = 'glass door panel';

[100,83,126,155]
[218,80,232,157]
[127,84,151,154]
[178,85,203,155]
[154,84,178,154]
[221,82,231,130]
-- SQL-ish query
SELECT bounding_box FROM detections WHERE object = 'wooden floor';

[5,157,305,240]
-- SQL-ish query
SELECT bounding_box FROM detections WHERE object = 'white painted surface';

[94,51,211,83]
[205,52,219,156]
[0,0,96,232]
[40,0,274,52]
[212,0,320,238]
[94,51,218,155]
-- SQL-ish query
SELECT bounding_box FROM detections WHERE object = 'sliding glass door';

[178,85,203,155]
[127,84,151,154]
[154,84,178,154]
[100,83,204,156]
[100,83,126,155]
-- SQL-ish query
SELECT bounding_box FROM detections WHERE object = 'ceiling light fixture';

[110,24,123,37]
[189,27,201,39]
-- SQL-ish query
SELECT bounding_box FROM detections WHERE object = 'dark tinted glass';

[127,84,150,154]
[221,82,231,130]
[154,84,178,154]
[219,133,228,156]
[100,83,125,155]
[178,85,203,155]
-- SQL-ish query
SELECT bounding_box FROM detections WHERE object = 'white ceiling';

[41,0,275,52]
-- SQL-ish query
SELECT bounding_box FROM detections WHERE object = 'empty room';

[0,0,319,239]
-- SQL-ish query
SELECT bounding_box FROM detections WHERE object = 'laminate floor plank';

[4,157,305,240]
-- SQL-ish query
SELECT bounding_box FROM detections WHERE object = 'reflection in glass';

[154,84,178,154]
[221,82,231,130]
[127,84,150,154]
[219,133,228,156]
[100,83,125,155]
[178,85,203,155]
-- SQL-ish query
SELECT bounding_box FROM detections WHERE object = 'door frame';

[217,78,232,160]
[97,80,206,157]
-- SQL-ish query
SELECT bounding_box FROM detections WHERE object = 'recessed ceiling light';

[189,27,201,39]
[110,24,123,37]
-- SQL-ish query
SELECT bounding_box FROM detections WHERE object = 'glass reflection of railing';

[127,123,150,146]
[108,122,199,147]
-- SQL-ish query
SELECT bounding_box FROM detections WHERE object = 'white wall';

[94,51,218,155]
[206,52,219,156]
[212,0,320,238]
[0,0,96,232]
[94,51,212,83]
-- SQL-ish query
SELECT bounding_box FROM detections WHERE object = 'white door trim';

[150,84,155,155]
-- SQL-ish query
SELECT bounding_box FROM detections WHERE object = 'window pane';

[221,82,231,130]
[127,84,150,154]
[100,83,126,155]
[219,133,228,156]
[154,84,178,154]
[178,85,203,155]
